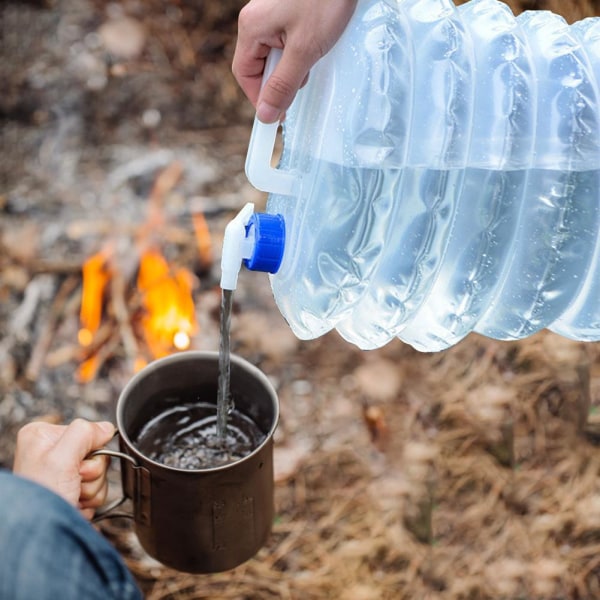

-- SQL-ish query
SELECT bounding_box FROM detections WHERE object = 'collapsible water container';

[226,0,600,352]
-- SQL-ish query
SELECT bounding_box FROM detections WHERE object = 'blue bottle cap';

[243,213,286,274]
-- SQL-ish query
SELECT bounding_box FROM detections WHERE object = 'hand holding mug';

[12,419,116,520]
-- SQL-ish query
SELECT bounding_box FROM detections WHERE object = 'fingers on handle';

[257,54,310,123]
[79,453,110,481]
[79,476,109,507]
[54,419,116,464]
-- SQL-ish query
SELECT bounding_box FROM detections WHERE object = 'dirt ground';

[3,0,600,598]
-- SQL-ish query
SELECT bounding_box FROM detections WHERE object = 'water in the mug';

[216,288,234,440]
[134,402,265,469]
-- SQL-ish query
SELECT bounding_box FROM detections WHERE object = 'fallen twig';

[25,275,80,382]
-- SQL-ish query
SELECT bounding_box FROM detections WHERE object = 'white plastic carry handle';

[245,49,297,196]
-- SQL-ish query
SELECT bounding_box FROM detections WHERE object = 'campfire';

[76,162,213,382]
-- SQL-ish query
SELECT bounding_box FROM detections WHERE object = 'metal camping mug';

[92,350,279,573]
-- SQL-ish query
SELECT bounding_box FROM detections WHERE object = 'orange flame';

[78,354,101,383]
[77,248,113,382]
[136,248,197,358]
[78,248,112,347]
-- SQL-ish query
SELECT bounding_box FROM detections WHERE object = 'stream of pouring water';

[216,288,233,440]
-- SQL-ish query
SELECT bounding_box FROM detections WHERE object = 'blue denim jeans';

[0,470,142,600]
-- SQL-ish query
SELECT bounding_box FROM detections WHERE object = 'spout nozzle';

[220,204,286,291]
[220,203,255,291]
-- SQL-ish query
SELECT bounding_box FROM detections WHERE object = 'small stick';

[110,268,141,368]
[25,276,79,382]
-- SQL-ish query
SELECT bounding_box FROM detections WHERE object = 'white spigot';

[220,203,256,291]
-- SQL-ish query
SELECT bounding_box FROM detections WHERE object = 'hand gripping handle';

[245,48,297,196]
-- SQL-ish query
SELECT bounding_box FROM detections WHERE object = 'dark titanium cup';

[94,350,279,573]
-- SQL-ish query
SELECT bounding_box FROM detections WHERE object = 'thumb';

[53,419,116,465]
[256,53,311,123]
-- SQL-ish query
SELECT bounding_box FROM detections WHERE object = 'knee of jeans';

[0,472,142,600]
[0,472,80,530]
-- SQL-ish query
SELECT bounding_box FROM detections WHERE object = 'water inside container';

[134,401,265,469]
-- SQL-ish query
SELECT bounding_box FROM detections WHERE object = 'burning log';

[76,242,200,381]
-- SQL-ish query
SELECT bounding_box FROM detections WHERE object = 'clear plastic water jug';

[236,0,600,352]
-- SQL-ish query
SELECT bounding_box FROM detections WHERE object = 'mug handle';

[88,447,139,522]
